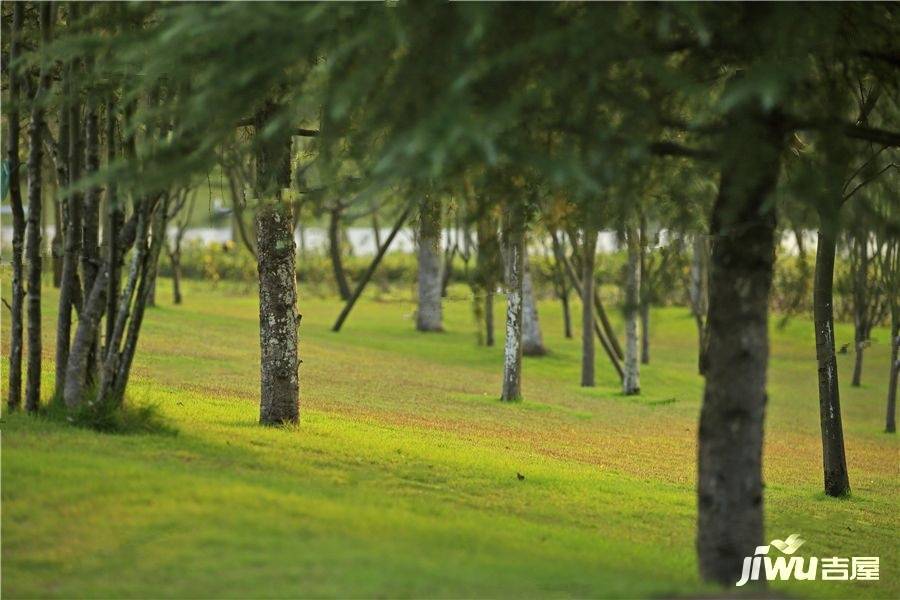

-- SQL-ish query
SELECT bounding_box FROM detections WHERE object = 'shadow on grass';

[42,393,177,436]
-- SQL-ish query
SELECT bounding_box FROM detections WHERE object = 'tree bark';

[171,253,183,304]
[814,221,851,496]
[851,232,869,387]
[50,104,68,289]
[24,2,52,413]
[581,227,598,387]
[417,194,443,331]
[623,226,641,395]
[64,267,109,408]
[549,230,573,339]
[522,256,546,356]
[501,204,525,401]
[6,1,25,411]
[56,28,83,399]
[886,318,898,433]
[691,234,709,374]
[639,216,650,365]
[697,115,783,586]
[105,99,124,349]
[81,84,102,384]
[255,103,299,425]
[328,207,351,301]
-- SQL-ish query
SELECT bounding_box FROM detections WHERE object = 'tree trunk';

[64,267,109,408]
[501,204,525,401]
[623,227,641,395]
[172,254,183,305]
[6,1,25,411]
[697,116,783,586]
[581,227,598,387]
[851,233,869,387]
[328,207,351,301]
[814,221,851,496]
[105,99,123,349]
[332,205,411,332]
[691,234,709,374]
[886,317,898,433]
[522,257,546,356]
[417,194,443,332]
[256,201,299,424]
[255,103,299,425]
[51,104,68,290]
[82,87,102,384]
[639,216,650,365]
[24,2,52,413]
[56,36,83,400]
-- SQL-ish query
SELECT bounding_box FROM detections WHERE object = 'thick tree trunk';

[64,268,109,408]
[256,202,299,424]
[24,3,52,413]
[328,207,351,301]
[581,227,598,387]
[56,40,83,400]
[6,2,25,411]
[623,227,641,395]
[255,104,299,425]
[522,257,546,356]
[501,204,525,401]
[697,116,783,586]
[417,195,443,332]
[886,317,898,433]
[814,222,851,496]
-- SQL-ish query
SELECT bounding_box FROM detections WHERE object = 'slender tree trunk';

[82,85,102,384]
[328,207,351,301]
[691,234,709,374]
[6,2,25,411]
[851,234,868,387]
[639,216,650,365]
[56,34,83,399]
[814,220,851,496]
[581,227,598,387]
[417,194,443,331]
[886,316,898,433]
[333,205,411,331]
[623,227,641,395]
[51,104,68,289]
[501,204,525,401]
[255,104,299,425]
[24,3,52,413]
[372,210,382,250]
[522,256,546,356]
[105,99,123,349]
[697,115,783,586]
[485,291,495,347]
[550,231,573,339]
[172,253,183,304]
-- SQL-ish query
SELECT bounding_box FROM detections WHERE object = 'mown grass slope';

[2,277,897,598]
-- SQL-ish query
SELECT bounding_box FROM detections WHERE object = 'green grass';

[2,277,898,598]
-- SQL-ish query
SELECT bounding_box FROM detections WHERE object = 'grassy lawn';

[2,277,898,598]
